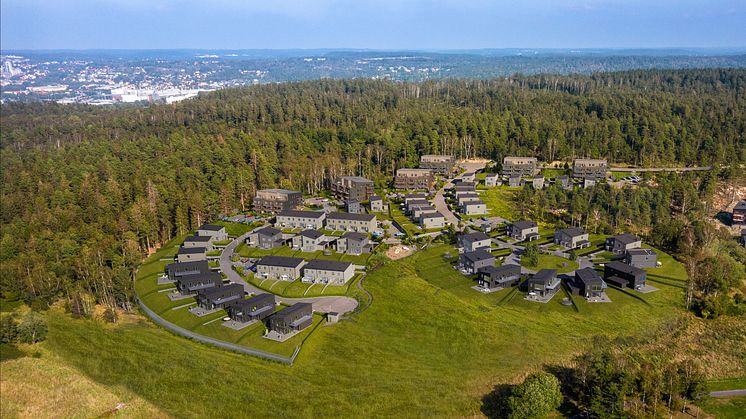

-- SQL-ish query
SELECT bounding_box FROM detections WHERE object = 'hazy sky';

[2,0,745,50]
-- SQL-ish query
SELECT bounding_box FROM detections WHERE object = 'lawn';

[521,254,579,273]
[481,188,520,219]
[696,397,746,419]
[541,168,569,178]
[236,243,371,266]
[389,205,419,236]
[213,220,258,237]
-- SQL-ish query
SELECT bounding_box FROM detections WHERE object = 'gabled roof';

[531,269,557,282]
[462,249,494,263]
[274,302,312,319]
[256,256,305,268]
[199,224,225,232]
[199,283,243,299]
[511,220,537,230]
[461,232,490,242]
[342,232,368,241]
[557,227,586,237]
[299,229,324,240]
[256,227,282,236]
[610,233,639,245]
[576,267,604,285]
[734,200,746,211]
[303,259,353,272]
[232,293,275,309]
[277,210,326,219]
[327,212,375,222]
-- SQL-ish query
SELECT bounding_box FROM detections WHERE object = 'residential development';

[394,168,434,190]
[419,154,455,174]
[331,176,375,202]
[572,159,608,180]
[253,189,303,213]
[502,156,538,177]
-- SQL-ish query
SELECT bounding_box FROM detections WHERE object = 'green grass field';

[521,254,579,273]
[481,188,520,219]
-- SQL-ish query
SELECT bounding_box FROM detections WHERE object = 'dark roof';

[557,227,586,237]
[404,193,427,199]
[274,302,313,319]
[462,249,494,263]
[256,256,305,268]
[370,195,382,201]
[178,271,222,286]
[199,283,243,299]
[185,235,212,243]
[532,269,558,282]
[277,210,326,219]
[345,199,360,205]
[511,220,537,230]
[303,259,353,272]
[734,200,746,211]
[177,247,207,255]
[199,224,224,231]
[461,232,490,242]
[166,260,209,273]
[256,227,282,236]
[342,232,368,241]
[299,229,324,239]
[327,212,375,222]
[557,175,569,181]
[742,229,746,235]
[463,200,485,206]
[606,261,645,275]
[457,192,480,198]
[576,267,604,284]
[626,248,656,257]
[421,212,444,219]
[610,233,639,245]
[479,264,521,276]
[234,293,275,308]
[407,199,430,205]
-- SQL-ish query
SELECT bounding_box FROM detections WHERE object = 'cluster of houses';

[399,192,448,229]
[449,179,488,216]
[482,157,609,190]
[176,224,229,263]
[253,255,356,285]
[391,154,455,191]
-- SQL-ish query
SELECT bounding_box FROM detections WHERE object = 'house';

[742,229,746,247]
[275,210,326,230]
[527,269,560,301]
[554,227,590,249]
[583,179,596,189]
[325,212,377,233]
[571,268,607,300]
[477,264,521,290]
[461,172,476,183]
[406,200,430,215]
[572,159,608,180]
[253,189,303,214]
[292,229,327,252]
[176,246,207,263]
[624,248,658,269]
[196,283,244,310]
[453,182,476,193]
[331,176,375,202]
[370,195,387,212]
[507,220,540,242]
[532,175,545,189]
[183,235,213,252]
[502,157,538,177]
[166,260,210,282]
[246,227,284,250]
[484,173,501,187]
[345,200,362,214]
[604,261,647,290]
[255,256,305,281]
[335,232,372,255]
[412,205,437,219]
[403,193,428,203]
[458,249,495,274]
[394,168,434,190]
[419,154,455,174]
[605,234,642,254]
[197,224,228,242]
[176,271,223,294]
[508,176,522,188]
[458,232,492,253]
[456,193,481,206]
[733,200,746,224]
[420,212,446,229]
[228,293,276,323]
[461,200,487,216]
[268,303,313,336]
[302,259,355,285]
[556,175,572,190]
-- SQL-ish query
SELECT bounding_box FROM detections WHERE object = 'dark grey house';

[554,227,590,249]
[477,264,522,290]
[527,269,560,300]
[176,271,223,294]
[336,232,372,255]
[268,303,314,336]
[228,293,276,323]
[166,260,210,281]
[458,232,492,253]
[605,233,642,254]
[508,176,522,188]
[458,249,495,274]
[255,256,305,281]
[246,227,284,250]
[572,268,607,299]
[604,261,647,290]
[196,283,244,310]
[624,248,658,268]
[556,175,571,190]
[508,220,540,242]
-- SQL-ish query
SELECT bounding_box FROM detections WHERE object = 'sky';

[2,0,745,50]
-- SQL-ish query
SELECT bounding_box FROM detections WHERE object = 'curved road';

[432,160,489,231]
[219,230,359,315]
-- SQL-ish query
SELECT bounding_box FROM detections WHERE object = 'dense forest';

[1,69,745,313]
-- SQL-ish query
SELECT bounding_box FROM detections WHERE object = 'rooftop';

[256,256,305,268]
[557,227,586,237]
[337,176,373,184]
[166,260,210,273]
[277,210,326,219]
[734,200,746,211]
[611,233,640,244]
[200,283,243,299]
[257,188,301,194]
[511,220,537,230]
[480,264,521,275]
[199,224,224,231]
[576,267,604,284]
[370,195,382,201]
[420,211,444,220]
[626,248,656,256]
[274,302,313,320]
[303,259,353,272]
[299,229,324,239]
[461,232,490,242]
[532,269,558,282]
[342,232,368,241]
[256,227,282,236]
[177,247,207,255]
[185,235,212,242]
[327,212,376,222]
[462,249,494,263]
[606,261,645,275]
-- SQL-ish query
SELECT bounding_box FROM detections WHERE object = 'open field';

[235,242,371,266]
[481,188,520,219]
[521,254,579,273]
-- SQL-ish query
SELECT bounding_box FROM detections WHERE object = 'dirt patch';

[386,245,415,260]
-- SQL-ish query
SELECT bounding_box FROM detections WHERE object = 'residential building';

[176,271,222,294]
[527,269,560,300]
[508,176,522,188]
[507,220,540,242]
[345,200,362,214]
[275,210,326,230]
[228,293,276,323]
[420,212,446,229]
[461,172,476,183]
[742,229,746,247]
[166,260,210,282]
[268,303,313,336]
[453,183,476,193]
[461,200,487,216]
[572,268,607,299]
[502,157,538,177]
[458,232,492,253]
[370,195,387,212]
[605,234,642,254]
[583,179,596,189]
[477,264,522,290]
[335,232,372,255]
[419,154,455,174]
[331,176,375,202]
[624,248,658,269]
[456,193,481,206]
[412,205,437,219]
[196,283,244,310]
[403,193,428,203]
[604,261,647,290]
[458,249,495,274]
[197,224,228,242]
[183,235,213,252]
[253,189,303,214]
[572,159,608,180]
[733,200,746,224]
[325,212,377,233]
[532,175,545,189]
[554,228,591,249]
[176,246,207,263]
[484,173,500,187]
[556,175,572,190]
[292,230,327,252]
[255,256,305,281]
[394,168,434,190]
[246,227,284,250]
[302,259,355,285]
[406,199,430,214]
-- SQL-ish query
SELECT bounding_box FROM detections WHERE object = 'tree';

[523,242,540,267]
[17,312,48,344]
[0,315,18,344]
[506,372,563,419]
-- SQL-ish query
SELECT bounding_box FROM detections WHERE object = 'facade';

[508,220,539,242]
[403,193,428,203]
[532,175,545,189]
[292,230,327,252]
[406,200,430,214]
[502,157,538,177]
[477,264,521,290]
[166,260,210,282]
[456,193,481,206]
[583,179,597,189]
[419,154,455,174]
[246,227,284,250]
[183,235,213,252]
[573,268,607,299]
[461,172,476,183]
[394,168,434,190]
[197,283,244,310]
[733,200,746,224]
[302,259,355,285]
[275,210,326,230]
[176,246,207,263]
[508,176,522,188]
[458,249,495,274]
[624,248,658,269]
[345,200,362,214]
[268,303,313,336]
[458,232,492,253]
[604,261,647,289]
[325,212,377,233]
[556,175,572,190]
[572,159,608,180]
[197,224,228,242]
[253,189,303,214]
[228,293,276,323]
[420,212,446,229]
[484,173,500,187]
[369,195,386,212]
[335,232,372,255]
[462,200,487,216]
[605,233,642,254]
[412,205,437,219]
[176,271,222,294]
[527,269,560,300]
[554,228,591,249]
[255,256,305,281]
[331,176,375,202]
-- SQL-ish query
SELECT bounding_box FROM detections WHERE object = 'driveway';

[432,160,489,231]
[219,230,359,315]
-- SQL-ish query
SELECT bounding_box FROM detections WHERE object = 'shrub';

[17,312,48,344]
[507,372,563,419]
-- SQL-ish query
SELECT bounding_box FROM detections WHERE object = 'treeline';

[1,69,745,312]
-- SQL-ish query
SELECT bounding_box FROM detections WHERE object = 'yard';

[520,254,579,273]
[481,187,520,220]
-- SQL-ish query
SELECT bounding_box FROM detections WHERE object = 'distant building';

[228,293,276,323]
[508,176,522,188]
[255,256,305,281]
[268,303,313,336]
[556,175,572,190]
[527,269,560,301]
[484,173,501,187]
[302,259,355,285]
[554,228,590,249]
[275,210,326,230]
[403,193,428,203]
[624,248,658,269]
[740,229,746,247]
[325,212,377,233]
[394,168,434,190]
[733,200,746,225]
[572,159,608,180]
[456,192,481,206]
[458,232,492,253]
[605,234,642,254]
[176,246,207,263]
[507,220,540,242]
[331,176,375,202]
[345,200,362,214]
[532,175,545,189]
[461,172,476,183]
[196,283,244,310]
[246,227,285,250]
[461,200,487,216]
[583,179,596,189]
[369,195,387,212]
[412,205,437,219]
[176,271,222,295]
[197,224,228,242]
[604,261,646,290]
[254,189,303,214]
[458,249,495,274]
[419,155,455,174]
[420,212,446,229]
[477,264,522,290]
